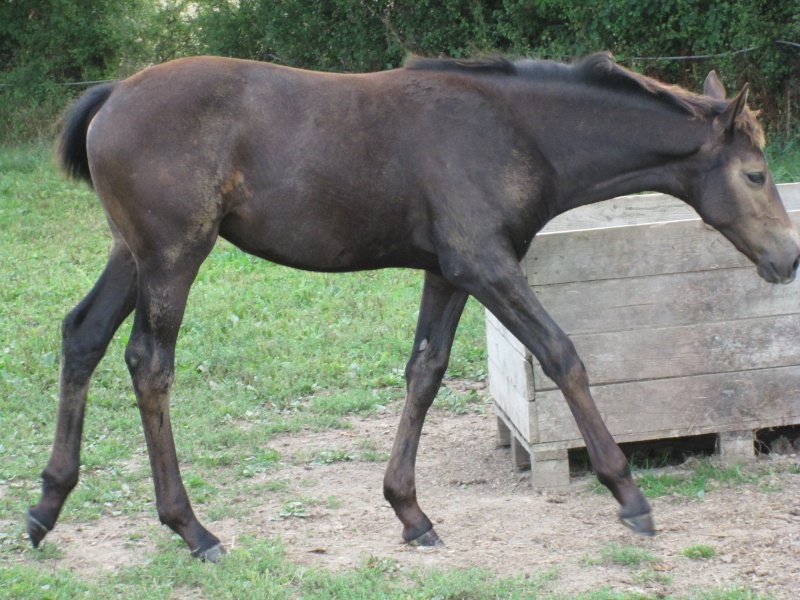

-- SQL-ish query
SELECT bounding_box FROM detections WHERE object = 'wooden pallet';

[486,183,800,489]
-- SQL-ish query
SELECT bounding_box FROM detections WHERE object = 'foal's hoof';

[407,528,444,547]
[26,510,51,549]
[192,543,227,562]
[620,511,656,537]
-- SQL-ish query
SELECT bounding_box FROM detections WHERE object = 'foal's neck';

[534,91,708,215]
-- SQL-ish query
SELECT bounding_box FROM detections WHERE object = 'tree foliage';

[1,0,138,83]
[1,0,799,141]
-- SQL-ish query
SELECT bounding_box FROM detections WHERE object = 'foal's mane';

[404,52,765,148]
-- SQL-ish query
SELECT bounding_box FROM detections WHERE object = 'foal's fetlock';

[27,474,75,547]
[401,515,443,547]
[191,542,227,562]
[26,509,52,548]
[171,518,225,561]
[406,527,444,547]
[618,495,655,536]
[619,510,656,537]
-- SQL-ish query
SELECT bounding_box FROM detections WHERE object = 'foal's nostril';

[793,254,800,275]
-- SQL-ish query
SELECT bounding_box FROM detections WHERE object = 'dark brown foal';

[29,53,799,559]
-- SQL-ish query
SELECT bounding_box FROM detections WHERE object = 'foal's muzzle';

[720,219,800,286]
[758,255,800,284]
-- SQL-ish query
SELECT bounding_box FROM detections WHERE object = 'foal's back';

[87,56,527,273]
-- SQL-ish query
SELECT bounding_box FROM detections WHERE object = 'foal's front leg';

[458,253,654,535]
[383,272,469,545]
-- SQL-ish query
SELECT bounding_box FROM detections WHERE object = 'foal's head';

[685,71,800,284]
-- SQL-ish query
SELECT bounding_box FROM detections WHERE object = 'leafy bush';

[193,0,799,137]
[0,0,195,140]
[2,1,799,141]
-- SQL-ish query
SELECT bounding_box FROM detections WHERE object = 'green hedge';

[0,0,196,140]
[2,0,799,141]
[193,0,799,138]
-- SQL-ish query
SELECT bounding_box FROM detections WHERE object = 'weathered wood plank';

[533,314,800,391]
[540,193,692,233]
[485,309,527,357]
[485,331,530,400]
[527,217,750,286]
[535,366,800,446]
[534,266,799,336]
[487,356,532,443]
[539,183,800,234]
[526,197,800,287]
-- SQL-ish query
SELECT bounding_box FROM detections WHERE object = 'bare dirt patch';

[15,408,800,598]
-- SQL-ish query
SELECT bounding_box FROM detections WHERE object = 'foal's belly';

[218,194,439,273]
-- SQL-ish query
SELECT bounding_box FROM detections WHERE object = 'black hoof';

[26,510,51,548]
[192,543,227,562]
[407,528,444,547]
[620,511,656,537]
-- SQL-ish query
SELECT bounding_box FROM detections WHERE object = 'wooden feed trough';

[486,183,800,489]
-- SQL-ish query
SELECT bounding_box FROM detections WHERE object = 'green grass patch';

[300,558,558,600]
[296,440,390,465]
[0,563,99,599]
[591,459,764,499]
[358,438,389,462]
[683,544,717,560]
[688,589,774,600]
[584,542,658,567]
[437,382,487,414]
[632,568,672,586]
[306,448,357,465]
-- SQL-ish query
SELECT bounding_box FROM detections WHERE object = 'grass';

[581,543,671,595]
[636,462,759,499]
[3,142,796,598]
[584,542,658,567]
[589,458,772,500]
[683,544,717,560]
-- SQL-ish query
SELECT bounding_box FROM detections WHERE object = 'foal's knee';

[125,336,174,405]
[41,463,80,496]
[155,494,193,530]
[537,336,589,391]
[405,348,449,401]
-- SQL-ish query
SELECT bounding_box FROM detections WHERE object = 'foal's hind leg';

[383,272,468,546]
[452,252,654,536]
[28,236,138,547]
[124,245,224,561]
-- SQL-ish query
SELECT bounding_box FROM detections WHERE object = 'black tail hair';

[56,83,116,185]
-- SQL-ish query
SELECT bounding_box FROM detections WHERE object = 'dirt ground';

[16,402,800,598]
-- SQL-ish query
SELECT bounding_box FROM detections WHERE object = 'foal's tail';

[56,83,116,186]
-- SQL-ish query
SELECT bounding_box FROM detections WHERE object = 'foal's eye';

[746,172,766,185]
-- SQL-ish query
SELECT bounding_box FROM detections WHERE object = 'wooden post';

[717,430,755,462]
[510,436,531,470]
[496,415,511,447]
[531,448,570,489]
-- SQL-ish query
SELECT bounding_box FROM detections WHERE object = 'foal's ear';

[714,84,749,135]
[703,70,726,99]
